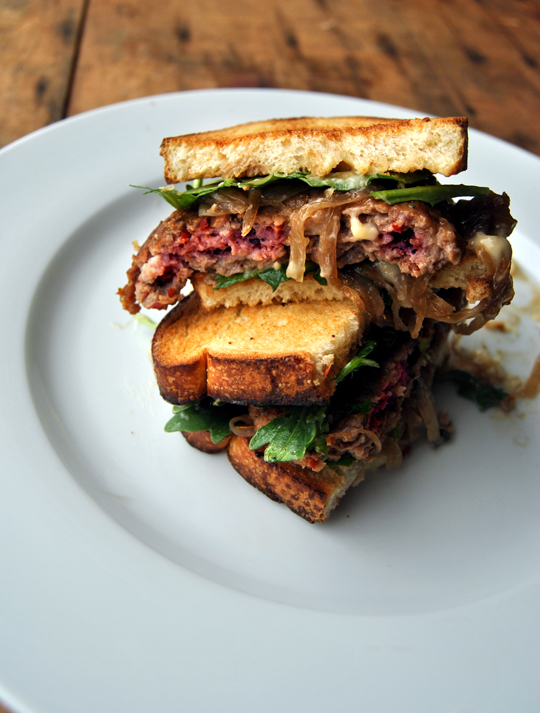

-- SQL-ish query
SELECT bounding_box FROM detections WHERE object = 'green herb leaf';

[366,169,433,186]
[370,184,490,206]
[131,181,227,210]
[133,314,156,330]
[310,433,329,458]
[257,265,291,291]
[214,270,258,289]
[249,405,328,463]
[165,400,244,443]
[231,171,371,192]
[133,170,431,211]
[332,455,355,467]
[296,171,370,191]
[350,401,374,414]
[440,369,508,411]
[311,271,328,286]
[214,260,325,292]
[248,366,377,464]
[336,341,379,383]
[304,260,327,285]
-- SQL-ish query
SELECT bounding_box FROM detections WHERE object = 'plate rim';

[1,87,539,713]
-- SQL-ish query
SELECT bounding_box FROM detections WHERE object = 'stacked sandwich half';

[119,116,516,523]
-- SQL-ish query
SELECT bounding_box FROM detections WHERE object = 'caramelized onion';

[354,263,410,331]
[259,181,308,205]
[452,256,513,335]
[340,267,386,323]
[287,203,312,281]
[356,428,382,454]
[198,184,512,338]
[229,415,256,438]
[198,187,250,216]
[352,254,512,338]
[382,437,403,470]
[317,207,341,287]
[416,380,440,443]
[287,189,368,282]
[241,189,261,237]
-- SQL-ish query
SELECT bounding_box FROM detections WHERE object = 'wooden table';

[0,0,539,710]
[2,0,540,154]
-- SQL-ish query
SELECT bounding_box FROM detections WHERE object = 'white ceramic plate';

[1,89,539,713]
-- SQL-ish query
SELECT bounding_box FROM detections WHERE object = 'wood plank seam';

[62,0,91,118]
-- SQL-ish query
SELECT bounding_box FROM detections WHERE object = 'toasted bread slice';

[430,251,509,302]
[225,435,395,523]
[161,116,468,183]
[192,273,349,309]
[152,293,365,405]
[182,430,231,453]
[227,435,366,523]
[194,252,502,311]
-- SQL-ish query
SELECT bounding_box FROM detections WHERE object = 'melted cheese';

[349,215,379,241]
[373,262,412,307]
[470,232,512,266]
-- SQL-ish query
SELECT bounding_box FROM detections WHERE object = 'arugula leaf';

[165,400,244,443]
[296,171,370,191]
[214,270,258,289]
[370,184,489,206]
[249,406,327,463]
[219,170,372,192]
[213,265,289,291]
[365,169,433,186]
[350,401,374,414]
[335,341,379,383]
[311,271,328,286]
[132,169,434,211]
[247,339,382,463]
[214,260,325,291]
[133,171,489,213]
[440,369,508,411]
[257,265,291,291]
[332,455,355,467]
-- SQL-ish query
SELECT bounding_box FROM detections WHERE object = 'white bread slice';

[152,293,365,405]
[192,273,348,309]
[193,254,499,310]
[227,435,367,523]
[160,116,468,183]
[429,251,504,302]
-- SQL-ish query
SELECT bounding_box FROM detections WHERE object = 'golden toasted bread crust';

[152,293,363,405]
[182,430,231,453]
[226,435,359,523]
[152,296,210,403]
[161,116,468,182]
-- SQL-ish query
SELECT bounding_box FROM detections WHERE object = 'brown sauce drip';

[515,354,540,399]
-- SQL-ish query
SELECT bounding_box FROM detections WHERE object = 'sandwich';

[119,116,516,523]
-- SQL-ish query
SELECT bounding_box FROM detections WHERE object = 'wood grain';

[64,0,540,154]
[2,0,540,155]
[0,0,87,147]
